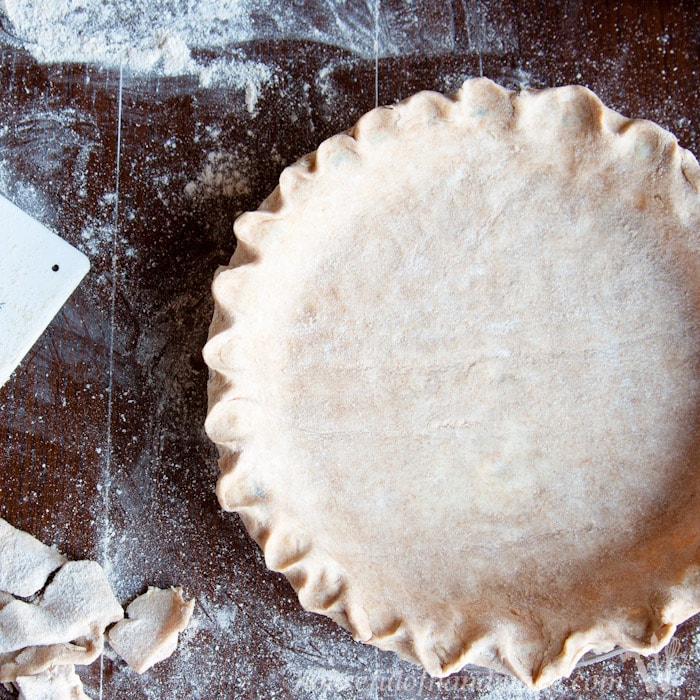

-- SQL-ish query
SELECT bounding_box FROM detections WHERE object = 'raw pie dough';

[204,78,700,688]
[0,517,66,598]
[0,518,194,698]
[108,586,194,674]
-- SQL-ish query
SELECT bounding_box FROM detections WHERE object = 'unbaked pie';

[204,78,700,688]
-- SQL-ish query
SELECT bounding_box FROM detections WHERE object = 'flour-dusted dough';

[0,634,104,684]
[0,518,66,597]
[0,561,123,657]
[204,78,700,688]
[0,519,195,697]
[13,665,90,700]
[108,586,194,673]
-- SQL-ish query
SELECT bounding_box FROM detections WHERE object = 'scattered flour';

[79,219,116,259]
[0,0,276,94]
[185,151,251,202]
[0,0,461,82]
[198,57,274,111]
[0,161,50,227]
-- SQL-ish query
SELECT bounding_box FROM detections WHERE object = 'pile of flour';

[0,0,457,82]
[0,0,266,86]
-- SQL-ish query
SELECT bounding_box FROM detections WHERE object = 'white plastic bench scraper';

[0,193,90,387]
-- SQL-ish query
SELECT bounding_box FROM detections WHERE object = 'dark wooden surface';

[1,1,700,698]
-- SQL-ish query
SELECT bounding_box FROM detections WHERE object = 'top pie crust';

[203,78,700,688]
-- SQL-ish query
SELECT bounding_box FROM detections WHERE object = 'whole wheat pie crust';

[203,78,700,688]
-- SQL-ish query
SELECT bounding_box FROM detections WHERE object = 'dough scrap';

[108,587,194,673]
[0,560,123,654]
[0,632,103,683]
[0,520,194,697]
[204,78,700,688]
[14,665,90,700]
[0,518,66,597]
